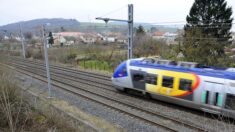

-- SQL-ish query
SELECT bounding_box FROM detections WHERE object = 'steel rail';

[4,61,209,132]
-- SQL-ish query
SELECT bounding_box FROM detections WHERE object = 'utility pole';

[127,4,133,59]
[42,25,52,98]
[19,24,26,58]
[96,4,134,59]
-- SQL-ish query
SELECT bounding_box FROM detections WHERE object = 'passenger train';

[112,57,235,118]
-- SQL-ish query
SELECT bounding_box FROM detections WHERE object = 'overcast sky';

[0,0,234,30]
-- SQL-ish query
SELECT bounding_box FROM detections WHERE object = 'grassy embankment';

[24,45,126,73]
[0,66,78,132]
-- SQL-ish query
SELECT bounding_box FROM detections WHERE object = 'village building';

[152,31,178,45]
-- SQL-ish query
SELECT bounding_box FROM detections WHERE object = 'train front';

[111,61,132,90]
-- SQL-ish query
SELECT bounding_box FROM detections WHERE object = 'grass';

[0,66,78,132]
[79,60,114,72]
[1,43,128,73]
[51,99,123,132]
[45,45,126,73]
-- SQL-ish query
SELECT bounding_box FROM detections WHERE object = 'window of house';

[133,74,145,82]
[145,74,157,85]
[179,79,192,91]
[162,76,174,88]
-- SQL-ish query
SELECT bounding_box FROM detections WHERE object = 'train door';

[201,81,224,107]
[130,70,146,90]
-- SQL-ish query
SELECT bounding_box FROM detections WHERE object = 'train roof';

[129,59,235,80]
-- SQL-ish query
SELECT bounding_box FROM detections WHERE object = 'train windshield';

[113,61,128,78]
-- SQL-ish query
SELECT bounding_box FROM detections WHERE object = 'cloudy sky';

[0,0,234,30]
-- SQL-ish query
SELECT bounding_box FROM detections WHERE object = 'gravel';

[15,74,170,132]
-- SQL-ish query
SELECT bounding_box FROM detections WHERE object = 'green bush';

[79,60,115,72]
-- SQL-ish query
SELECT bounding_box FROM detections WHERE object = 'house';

[103,36,116,42]
[59,36,66,44]
[152,31,165,40]
[53,32,101,44]
[53,35,66,46]
[99,32,127,43]
[116,36,127,44]
[4,35,9,40]
[163,32,178,44]
[101,33,116,43]
[152,31,178,44]
[15,36,22,41]
[80,33,97,44]
[54,32,84,38]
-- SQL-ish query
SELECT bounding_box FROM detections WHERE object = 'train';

[111,57,235,119]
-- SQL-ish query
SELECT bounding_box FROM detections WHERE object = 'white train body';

[112,58,235,118]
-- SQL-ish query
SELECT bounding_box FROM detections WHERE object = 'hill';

[0,18,80,35]
[0,18,179,36]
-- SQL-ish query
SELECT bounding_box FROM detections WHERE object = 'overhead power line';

[98,5,127,18]
[148,20,234,25]
[150,22,235,26]
[177,37,232,40]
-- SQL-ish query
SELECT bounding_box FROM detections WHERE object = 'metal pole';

[128,4,133,59]
[19,24,26,58]
[96,4,134,60]
[42,25,52,98]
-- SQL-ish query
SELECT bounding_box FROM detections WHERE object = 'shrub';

[25,47,34,58]
[0,72,30,131]
[33,48,43,59]
[0,69,77,132]
[67,53,77,61]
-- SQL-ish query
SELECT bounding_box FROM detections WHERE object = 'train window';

[225,94,235,110]
[205,91,209,104]
[169,61,177,66]
[217,94,223,107]
[162,76,174,88]
[179,79,192,91]
[146,74,157,85]
[133,74,145,82]
[201,91,210,104]
[214,92,219,106]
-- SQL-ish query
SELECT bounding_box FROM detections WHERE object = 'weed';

[0,67,77,132]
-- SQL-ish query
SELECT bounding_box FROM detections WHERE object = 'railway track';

[4,57,210,131]
[10,57,111,81]
[10,57,115,90]
[10,61,115,90]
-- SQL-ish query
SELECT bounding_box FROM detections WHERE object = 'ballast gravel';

[16,74,170,132]
[15,69,235,132]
